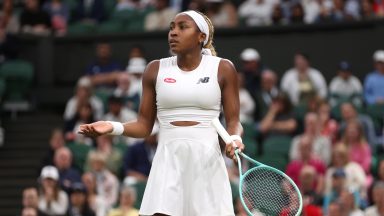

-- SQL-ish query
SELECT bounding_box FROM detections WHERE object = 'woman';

[38,166,69,216]
[108,186,139,216]
[79,10,244,216]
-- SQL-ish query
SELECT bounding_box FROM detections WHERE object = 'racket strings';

[241,167,300,216]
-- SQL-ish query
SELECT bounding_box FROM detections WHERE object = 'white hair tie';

[201,48,212,56]
[181,10,210,47]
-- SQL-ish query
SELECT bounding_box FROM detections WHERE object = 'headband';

[181,10,210,46]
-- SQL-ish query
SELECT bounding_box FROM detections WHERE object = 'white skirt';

[139,125,235,216]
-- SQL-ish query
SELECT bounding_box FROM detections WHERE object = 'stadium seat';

[242,122,259,158]
[67,22,97,35]
[97,21,124,34]
[365,104,384,133]
[263,135,292,157]
[0,59,34,102]
[111,9,136,22]
[256,156,288,172]
[66,141,92,173]
[104,0,116,17]
[131,181,147,209]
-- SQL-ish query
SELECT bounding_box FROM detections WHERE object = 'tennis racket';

[212,118,303,216]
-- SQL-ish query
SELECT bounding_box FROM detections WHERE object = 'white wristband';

[230,135,242,143]
[107,121,124,136]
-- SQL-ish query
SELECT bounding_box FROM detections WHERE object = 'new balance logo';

[197,77,210,84]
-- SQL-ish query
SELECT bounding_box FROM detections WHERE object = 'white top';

[329,76,362,97]
[38,190,69,215]
[364,206,380,216]
[156,55,221,126]
[280,67,327,105]
[63,96,104,120]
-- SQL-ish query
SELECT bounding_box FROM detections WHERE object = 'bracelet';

[107,121,124,136]
[230,135,242,143]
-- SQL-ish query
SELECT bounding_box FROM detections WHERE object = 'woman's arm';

[78,60,159,138]
[219,59,244,158]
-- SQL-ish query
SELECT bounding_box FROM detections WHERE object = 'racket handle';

[211,118,233,144]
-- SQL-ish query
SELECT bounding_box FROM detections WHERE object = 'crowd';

[16,41,384,216]
[0,0,383,38]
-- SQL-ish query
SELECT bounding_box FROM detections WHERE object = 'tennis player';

[79,10,244,216]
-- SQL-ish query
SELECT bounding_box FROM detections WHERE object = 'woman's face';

[42,178,56,189]
[345,124,360,142]
[168,14,205,55]
[82,173,95,191]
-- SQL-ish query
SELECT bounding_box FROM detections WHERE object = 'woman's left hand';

[225,140,245,161]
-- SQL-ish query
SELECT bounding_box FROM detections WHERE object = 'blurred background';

[0,0,384,215]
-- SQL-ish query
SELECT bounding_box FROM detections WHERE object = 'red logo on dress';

[164,78,176,83]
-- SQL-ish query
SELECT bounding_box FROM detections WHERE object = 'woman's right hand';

[78,121,113,137]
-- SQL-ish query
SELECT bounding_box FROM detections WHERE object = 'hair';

[196,11,217,56]
[341,120,366,146]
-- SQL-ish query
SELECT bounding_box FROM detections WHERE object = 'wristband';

[107,121,124,136]
[230,135,242,143]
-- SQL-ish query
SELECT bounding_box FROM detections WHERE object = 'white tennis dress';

[139,55,235,216]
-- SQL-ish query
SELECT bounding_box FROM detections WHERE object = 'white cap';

[40,166,59,180]
[126,57,147,74]
[240,48,260,61]
[373,50,384,63]
[76,76,92,88]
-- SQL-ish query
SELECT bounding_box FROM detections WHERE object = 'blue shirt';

[364,71,384,105]
[85,61,123,76]
[123,141,154,177]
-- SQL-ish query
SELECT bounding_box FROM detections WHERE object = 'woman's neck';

[177,50,202,71]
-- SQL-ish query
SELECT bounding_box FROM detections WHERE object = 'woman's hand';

[78,121,113,137]
[225,140,245,161]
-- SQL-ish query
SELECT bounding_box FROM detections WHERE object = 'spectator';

[364,50,384,105]
[63,76,104,121]
[302,0,333,23]
[361,0,377,20]
[317,100,339,143]
[316,0,357,22]
[21,207,38,216]
[40,128,66,169]
[113,73,141,112]
[299,166,323,208]
[324,144,366,197]
[341,120,372,176]
[271,4,287,25]
[64,102,96,146]
[67,183,95,216]
[104,95,138,145]
[365,182,384,216]
[88,151,119,210]
[72,0,105,24]
[107,186,139,216]
[144,0,178,31]
[290,112,331,165]
[43,0,70,35]
[290,3,305,23]
[38,166,69,216]
[258,92,297,140]
[116,0,149,11]
[323,168,348,214]
[82,172,106,216]
[253,69,279,121]
[329,61,363,108]
[286,135,326,193]
[281,52,327,106]
[125,57,147,101]
[237,73,255,124]
[0,0,20,34]
[22,187,40,209]
[238,0,275,26]
[85,135,123,176]
[339,189,364,216]
[20,0,51,35]
[339,102,379,150]
[205,0,238,28]
[86,43,124,89]
[239,48,264,98]
[327,201,343,216]
[54,147,82,194]
[373,0,384,16]
[123,126,158,183]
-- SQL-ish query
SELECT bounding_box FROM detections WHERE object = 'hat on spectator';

[240,48,260,61]
[76,76,92,88]
[70,182,87,194]
[126,57,147,74]
[338,61,351,71]
[373,50,384,63]
[332,168,346,178]
[40,166,59,180]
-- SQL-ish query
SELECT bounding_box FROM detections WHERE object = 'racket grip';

[211,118,233,144]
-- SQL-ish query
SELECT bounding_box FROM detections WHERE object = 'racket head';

[239,165,303,216]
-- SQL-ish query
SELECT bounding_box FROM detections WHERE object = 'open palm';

[78,121,113,137]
